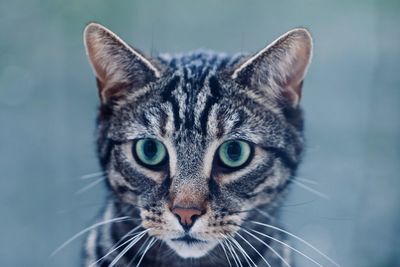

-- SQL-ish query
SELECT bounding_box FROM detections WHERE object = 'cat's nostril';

[172,208,202,229]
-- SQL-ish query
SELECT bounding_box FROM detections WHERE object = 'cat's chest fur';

[82,23,312,266]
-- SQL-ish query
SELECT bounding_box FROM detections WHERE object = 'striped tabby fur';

[82,23,312,267]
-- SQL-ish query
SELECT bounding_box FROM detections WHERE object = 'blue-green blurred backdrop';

[0,0,399,266]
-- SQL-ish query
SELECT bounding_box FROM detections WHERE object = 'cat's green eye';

[218,140,251,169]
[134,139,167,167]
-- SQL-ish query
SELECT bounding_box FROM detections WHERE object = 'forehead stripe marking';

[199,76,222,134]
[161,76,181,130]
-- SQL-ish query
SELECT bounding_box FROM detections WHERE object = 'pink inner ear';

[84,23,163,103]
[231,28,312,107]
[85,29,129,103]
[282,40,312,105]
[84,24,117,84]
[280,80,302,106]
[86,39,108,84]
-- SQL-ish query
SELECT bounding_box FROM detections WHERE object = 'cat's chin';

[165,239,218,258]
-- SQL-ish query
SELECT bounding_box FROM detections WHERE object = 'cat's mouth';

[166,234,217,258]
[171,234,207,245]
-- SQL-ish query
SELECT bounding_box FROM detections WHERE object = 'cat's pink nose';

[172,207,202,228]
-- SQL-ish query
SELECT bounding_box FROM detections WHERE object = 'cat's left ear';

[232,28,313,107]
[84,23,163,103]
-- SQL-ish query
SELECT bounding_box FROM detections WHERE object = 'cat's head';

[84,23,312,258]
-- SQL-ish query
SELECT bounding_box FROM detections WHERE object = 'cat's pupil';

[227,142,241,161]
[143,140,157,159]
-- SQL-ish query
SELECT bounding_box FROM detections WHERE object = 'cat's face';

[84,23,312,258]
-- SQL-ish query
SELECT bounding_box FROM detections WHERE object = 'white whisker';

[128,235,151,265]
[80,171,107,180]
[228,238,252,267]
[249,228,323,267]
[218,240,233,267]
[76,177,105,195]
[113,225,142,247]
[296,177,319,186]
[89,234,137,266]
[228,234,257,267]
[88,226,143,267]
[235,232,273,267]
[255,208,273,220]
[136,237,157,267]
[108,229,150,267]
[223,236,243,267]
[292,180,329,200]
[51,216,131,257]
[239,229,290,267]
[250,221,340,267]
[224,239,240,267]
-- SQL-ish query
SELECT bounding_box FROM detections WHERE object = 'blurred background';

[0,0,399,266]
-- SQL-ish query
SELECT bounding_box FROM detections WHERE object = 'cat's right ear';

[84,23,163,103]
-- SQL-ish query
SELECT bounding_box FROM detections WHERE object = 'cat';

[82,22,313,267]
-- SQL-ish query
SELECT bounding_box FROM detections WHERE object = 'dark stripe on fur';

[262,146,298,170]
[161,76,181,130]
[199,76,222,134]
